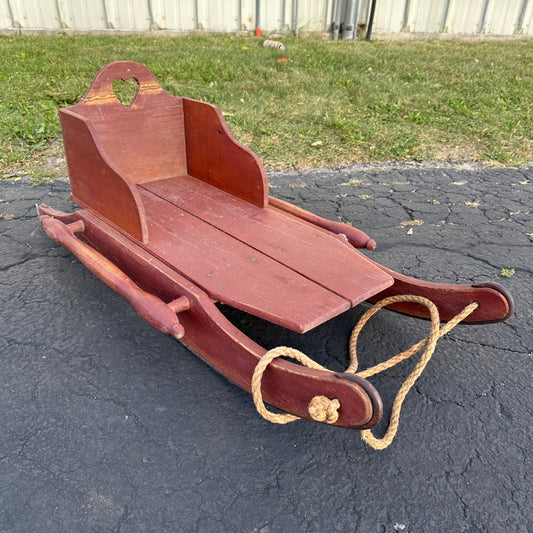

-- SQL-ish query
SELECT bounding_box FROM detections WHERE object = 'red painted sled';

[38,62,513,437]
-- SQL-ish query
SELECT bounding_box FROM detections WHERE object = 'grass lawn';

[1,33,532,179]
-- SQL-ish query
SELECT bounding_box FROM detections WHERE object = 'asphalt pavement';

[1,163,531,532]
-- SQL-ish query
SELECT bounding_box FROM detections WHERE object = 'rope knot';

[308,395,341,424]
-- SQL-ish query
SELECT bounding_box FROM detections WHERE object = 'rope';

[251,294,479,450]
[353,296,478,449]
[251,346,325,424]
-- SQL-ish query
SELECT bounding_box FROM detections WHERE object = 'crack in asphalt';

[447,335,530,356]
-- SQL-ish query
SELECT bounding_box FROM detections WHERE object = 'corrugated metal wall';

[1,0,532,36]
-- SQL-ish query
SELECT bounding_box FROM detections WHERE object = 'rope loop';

[251,296,479,450]
[355,297,478,450]
[251,346,327,425]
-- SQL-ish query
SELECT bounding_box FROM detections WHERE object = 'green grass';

[1,33,532,177]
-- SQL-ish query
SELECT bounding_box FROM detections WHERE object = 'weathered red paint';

[37,61,513,431]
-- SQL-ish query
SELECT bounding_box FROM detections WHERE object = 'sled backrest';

[60,61,268,243]
[64,61,187,184]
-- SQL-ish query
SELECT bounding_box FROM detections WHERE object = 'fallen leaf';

[400,220,424,226]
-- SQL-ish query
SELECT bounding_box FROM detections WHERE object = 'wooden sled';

[38,62,513,436]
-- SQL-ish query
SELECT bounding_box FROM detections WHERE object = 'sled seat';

[60,61,393,333]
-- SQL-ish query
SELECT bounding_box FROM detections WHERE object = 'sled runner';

[38,62,513,448]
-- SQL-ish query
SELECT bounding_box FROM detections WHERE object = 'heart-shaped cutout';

[112,77,139,107]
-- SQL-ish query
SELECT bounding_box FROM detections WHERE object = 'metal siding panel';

[104,0,151,31]
[296,0,331,32]
[370,0,406,34]
[324,0,335,30]
[521,0,533,35]
[0,0,13,28]
[239,0,255,31]
[405,0,449,34]
[9,0,61,29]
[446,0,487,35]
[151,0,197,30]
[355,0,369,32]
[259,0,285,32]
[197,0,241,32]
[3,0,531,35]
[57,0,107,30]
[484,0,524,34]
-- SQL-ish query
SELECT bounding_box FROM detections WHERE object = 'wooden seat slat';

[143,175,393,306]
[139,188,353,333]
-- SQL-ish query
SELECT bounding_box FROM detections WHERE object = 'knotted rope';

[251,294,479,450]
